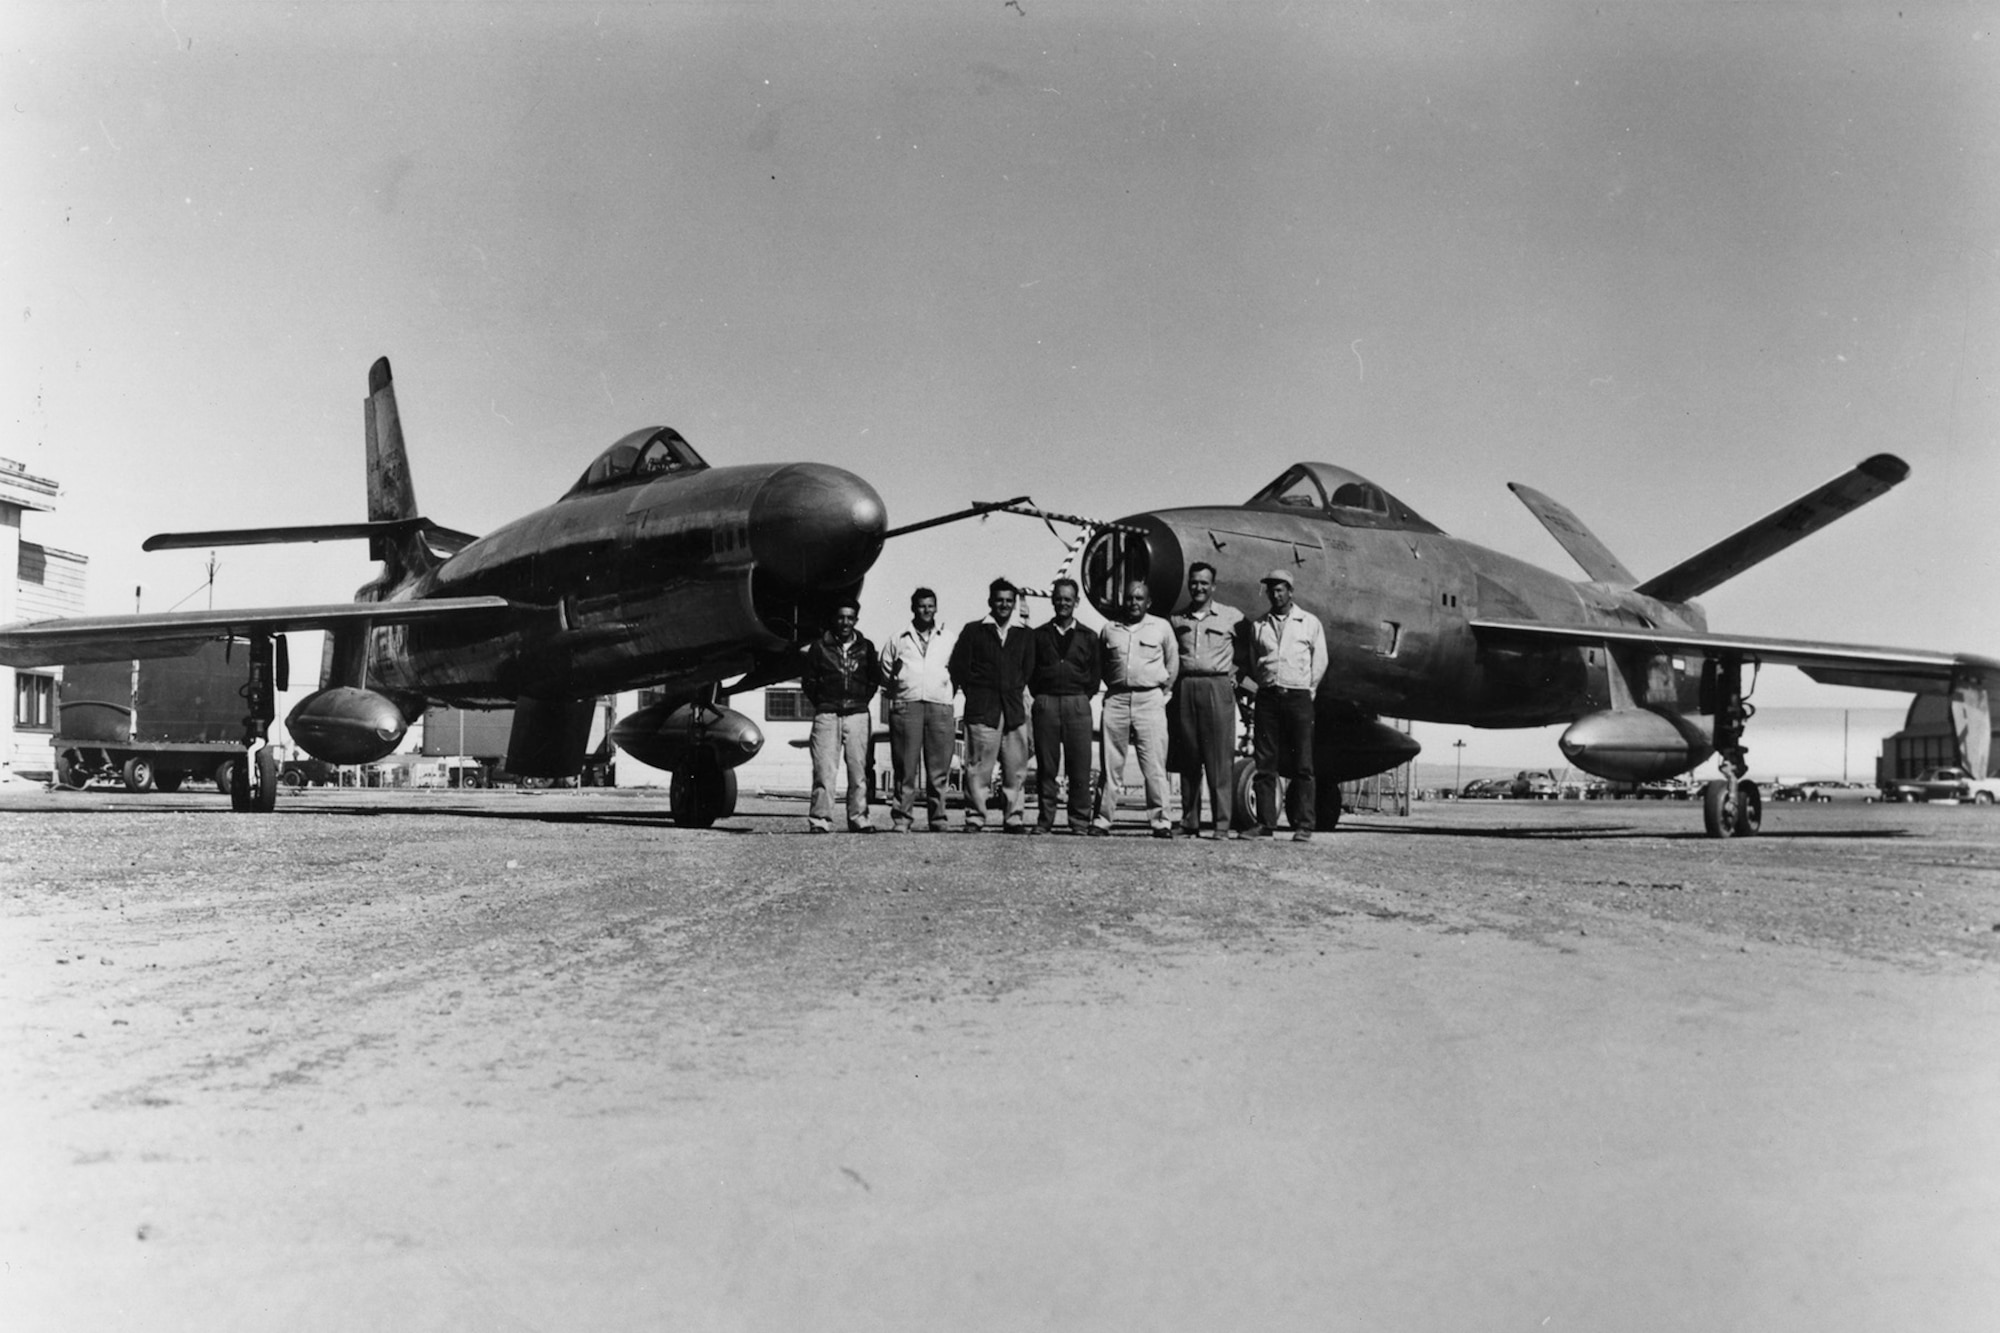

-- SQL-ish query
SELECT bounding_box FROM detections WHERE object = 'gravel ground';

[3,787,1997,1331]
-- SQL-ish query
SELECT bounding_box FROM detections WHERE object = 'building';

[2,458,88,783]
[1878,693,1999,782]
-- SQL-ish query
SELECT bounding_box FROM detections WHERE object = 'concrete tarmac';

[3,788,1997,1331]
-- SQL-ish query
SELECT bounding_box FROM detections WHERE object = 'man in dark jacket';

[947,577,1037,832]
[1028,577,1100,834]
[799,597,882,833]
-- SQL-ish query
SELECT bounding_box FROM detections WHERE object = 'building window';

[14,673,55,730]
[764,688,811,722]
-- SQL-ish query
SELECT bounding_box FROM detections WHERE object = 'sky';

[5,2,1997,768]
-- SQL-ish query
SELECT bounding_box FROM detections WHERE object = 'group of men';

[796,567,1329,840]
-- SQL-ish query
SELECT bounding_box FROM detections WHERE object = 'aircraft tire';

[54,751,88,790]
[251,748,279,812]
[122,757,156,793]
[1315,777,1343,832]
[1732,781,1762,836]
[1702,779,1741,838]
[230,755,251,811]
[1230,757,1258,831]
[671,758,737,829]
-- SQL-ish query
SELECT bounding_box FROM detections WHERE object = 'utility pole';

[1453,738,1466,797]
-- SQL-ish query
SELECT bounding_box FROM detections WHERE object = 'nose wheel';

[1702,777,1761,838]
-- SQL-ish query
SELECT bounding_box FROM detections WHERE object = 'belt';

[1180,671,1232,678]
[1262,686,1314,696]
[1106,684,1163,694]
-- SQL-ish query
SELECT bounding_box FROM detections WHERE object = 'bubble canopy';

[566,427,710,497]
[1243,462,1442,534]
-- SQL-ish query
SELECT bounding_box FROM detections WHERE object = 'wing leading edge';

[1469,617,1995,689]
[0,597,513,669]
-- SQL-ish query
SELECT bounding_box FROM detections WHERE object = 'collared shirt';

[1099,614,1179,692]
[1250,605,1328,692]
[1171,600,1245,678]
[1030,619,1101,696]
[948,615,1036,730]
[880,622,956,705]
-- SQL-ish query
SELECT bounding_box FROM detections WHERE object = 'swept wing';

[0,597,512,669]
[1469,617,1996,692]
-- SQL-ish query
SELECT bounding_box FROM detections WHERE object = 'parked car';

[1882,767,2000,804]
[1801,779,1880,803]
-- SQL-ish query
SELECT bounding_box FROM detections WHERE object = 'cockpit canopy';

[1245,463,1442,534]
[565,427,709,497]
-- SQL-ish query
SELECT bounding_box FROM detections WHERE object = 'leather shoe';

[1291,830,1312,842]
[1086,826,1110,838]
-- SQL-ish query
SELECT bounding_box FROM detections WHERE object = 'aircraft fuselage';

[364,460,884,707]
[1090,498,1709,728]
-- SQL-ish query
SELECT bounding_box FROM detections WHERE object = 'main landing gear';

[668,704,739,829]
[1701,654,1761,839]
[229,630,286,814]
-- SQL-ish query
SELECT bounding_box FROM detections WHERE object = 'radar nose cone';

[748,464,888,589]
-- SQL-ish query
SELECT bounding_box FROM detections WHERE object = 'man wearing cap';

[1029,577,1101,835]
[879,586,956,832]
[1170,561,1246,838]
[1245,568,1328,841]
[948,577,1037,833]
[1093,577,1179,838]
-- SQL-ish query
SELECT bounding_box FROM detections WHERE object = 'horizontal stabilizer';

[1470,616,1998,696]
[143,517,477,555]
[0,596,512,669]
[1633,454,1908,603]
[1507,482,1636,585]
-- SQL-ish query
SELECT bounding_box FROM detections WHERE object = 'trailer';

[52,645,251,794]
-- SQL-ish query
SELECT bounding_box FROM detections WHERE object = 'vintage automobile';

[1803,779,1881,803]
[1882,767,2000,804]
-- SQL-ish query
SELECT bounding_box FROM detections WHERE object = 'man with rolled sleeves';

[879,586,956,832]
[947,577,1037,833]
[1028,577,1100,835]
[1245,568,1328,841]
[1093,577,1179,838]
[1170,561,1245,839]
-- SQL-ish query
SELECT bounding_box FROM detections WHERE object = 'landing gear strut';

[1701,654,1761,838]
[230,631,285,814]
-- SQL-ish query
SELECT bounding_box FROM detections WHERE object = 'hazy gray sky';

[6,2,1995,745]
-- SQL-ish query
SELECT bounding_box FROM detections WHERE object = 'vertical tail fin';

[363,356,435,581]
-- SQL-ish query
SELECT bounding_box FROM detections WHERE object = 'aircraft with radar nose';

[0,357,888,823]
[1063,455,1997,837]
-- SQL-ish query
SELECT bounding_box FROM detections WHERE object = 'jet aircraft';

[1068,456,1997,837]
[0,358,888,823]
